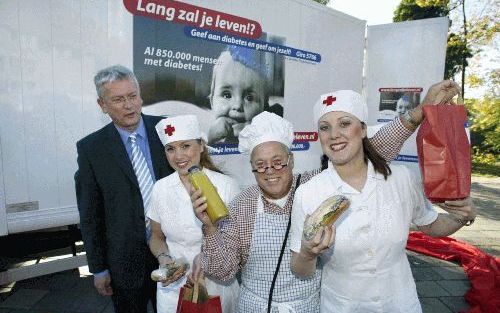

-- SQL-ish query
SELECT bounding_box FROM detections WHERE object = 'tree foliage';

[445,33,472,79]
[467,96,500,164]
[393,0,449,21]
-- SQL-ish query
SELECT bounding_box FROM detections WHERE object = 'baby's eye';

[165,146,174,152]
[221,91,232,99]
[245,94,255,102]
[181,144,190,149]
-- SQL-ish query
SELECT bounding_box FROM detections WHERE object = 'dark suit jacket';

[75,114,173,289]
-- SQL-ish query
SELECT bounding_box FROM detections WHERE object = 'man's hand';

[189,186,217,235]
[187,253,204,285]
[94,272,113,296]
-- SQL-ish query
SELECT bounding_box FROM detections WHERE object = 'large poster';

[128,1,325,157]
[377,87,422,122]
[134,20,288,147]
[125,0,366,186]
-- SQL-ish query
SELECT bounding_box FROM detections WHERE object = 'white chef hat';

[313,90,368,125]
[155,114,204,146]
[238,111,294,155]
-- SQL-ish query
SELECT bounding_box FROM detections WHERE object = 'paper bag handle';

[192,282,199,304]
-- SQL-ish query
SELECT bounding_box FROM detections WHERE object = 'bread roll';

[303,195,350,241]
[151,262,188,282]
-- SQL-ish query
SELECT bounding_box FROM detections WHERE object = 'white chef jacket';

[147,168,240,313]
[290,162,438,313]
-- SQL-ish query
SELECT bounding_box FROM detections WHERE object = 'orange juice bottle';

[188,166,229,224]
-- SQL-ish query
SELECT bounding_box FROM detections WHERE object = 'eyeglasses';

[107,94,138,105]
[251,154,291,173]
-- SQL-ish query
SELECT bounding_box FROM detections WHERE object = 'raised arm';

[190,188,243,282]
[368,118,413,161]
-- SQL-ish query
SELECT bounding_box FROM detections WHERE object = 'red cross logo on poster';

[323,96,336,106]
[165,125,176,136]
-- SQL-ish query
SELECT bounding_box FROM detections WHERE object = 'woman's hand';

[300,224,336,260]
[410,80,462,125]
[291,220,336,279]
[422,80,461,106]
[419,197,476,237]
[157,255,188,287]
[437,197,476,225]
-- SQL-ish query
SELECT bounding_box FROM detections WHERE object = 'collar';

[115,117,146,143]
[264,190,290,208]
[326,160,383,194]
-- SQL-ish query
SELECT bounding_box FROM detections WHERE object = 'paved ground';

[0,176,498,313]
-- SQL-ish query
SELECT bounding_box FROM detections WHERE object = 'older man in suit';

[75,65,173,313]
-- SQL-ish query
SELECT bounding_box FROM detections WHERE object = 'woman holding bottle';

[147,114,239,312]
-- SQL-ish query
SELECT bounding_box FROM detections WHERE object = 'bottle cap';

[188,165,201,174]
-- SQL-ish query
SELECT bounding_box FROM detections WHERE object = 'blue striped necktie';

[129,133,154,240]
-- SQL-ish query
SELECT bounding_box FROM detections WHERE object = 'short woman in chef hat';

[148,114,239,313]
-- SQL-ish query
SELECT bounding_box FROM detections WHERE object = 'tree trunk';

[461,0,467,97]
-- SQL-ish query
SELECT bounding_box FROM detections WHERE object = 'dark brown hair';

[320,123,391,180]
[362,136,391,180]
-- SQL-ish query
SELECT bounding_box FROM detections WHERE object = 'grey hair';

[250,142,291,163]
[94,65,139,98]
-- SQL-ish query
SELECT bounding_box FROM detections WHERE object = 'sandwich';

[151,261,189,282]
[303,195,350,241]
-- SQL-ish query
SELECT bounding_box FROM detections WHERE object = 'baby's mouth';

[227,111,246,123]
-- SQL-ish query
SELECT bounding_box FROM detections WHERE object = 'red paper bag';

[176,283,222,313]
[416,105,471,203]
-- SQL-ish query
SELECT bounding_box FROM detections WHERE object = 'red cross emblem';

[323,95,336,106]
[165,124,176,136]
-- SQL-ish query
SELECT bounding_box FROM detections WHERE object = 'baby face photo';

[377,88,421,122]
[134,18,285,145]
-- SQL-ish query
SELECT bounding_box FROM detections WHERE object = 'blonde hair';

[198,140,223,174]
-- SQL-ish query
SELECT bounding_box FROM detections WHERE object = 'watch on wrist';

[156,252,172,259]
[451,215,475,226]
[403,110,419,128]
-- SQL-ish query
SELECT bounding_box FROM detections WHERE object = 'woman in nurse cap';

[289,90,475,312]
[147,114,239,312]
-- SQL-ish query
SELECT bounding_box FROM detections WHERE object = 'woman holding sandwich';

[290,90,476,312]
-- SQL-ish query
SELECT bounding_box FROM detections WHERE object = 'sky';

[327,0,401,25]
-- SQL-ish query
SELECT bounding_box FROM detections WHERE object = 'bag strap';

[192,281,199,304]
[267,174,301,313]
